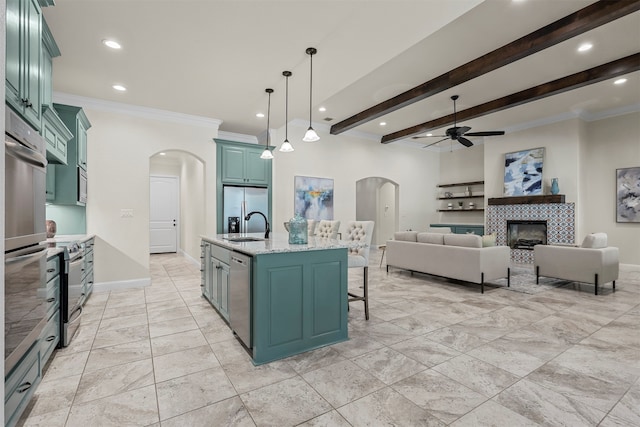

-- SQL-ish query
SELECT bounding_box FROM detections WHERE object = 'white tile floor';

[18,249,640,426]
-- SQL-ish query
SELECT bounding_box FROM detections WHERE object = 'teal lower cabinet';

[430,223,485,235]
[4,343,42,427]
[251,248,348,365]
[202,243,230,322]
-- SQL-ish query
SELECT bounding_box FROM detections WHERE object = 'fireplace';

[507,220,547,250]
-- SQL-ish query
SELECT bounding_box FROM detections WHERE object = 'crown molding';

[53,92,223,129]
[581,102,640,122]
[217,130,259,144]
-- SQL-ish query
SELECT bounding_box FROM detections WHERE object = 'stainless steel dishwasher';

[229,251,251,349]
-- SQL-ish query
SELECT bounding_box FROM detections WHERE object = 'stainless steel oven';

[62,248,85,346]
[4,108,48,374]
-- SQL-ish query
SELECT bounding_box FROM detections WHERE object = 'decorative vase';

[46,220,57,239]
[550,178,559,195]
[288,213,308,244]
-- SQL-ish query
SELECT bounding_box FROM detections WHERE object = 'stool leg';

[363,267,369,321]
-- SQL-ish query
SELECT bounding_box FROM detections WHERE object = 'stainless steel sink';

[225,237,265,242]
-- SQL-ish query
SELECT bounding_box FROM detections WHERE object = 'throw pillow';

[482,233,497,247]
[581,232,608,248]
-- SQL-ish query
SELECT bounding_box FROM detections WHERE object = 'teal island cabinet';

[201,233,349,365]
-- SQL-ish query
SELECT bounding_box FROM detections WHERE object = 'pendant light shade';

[302,47,320,142]
[260,88,274,160]
[279,71,294,152]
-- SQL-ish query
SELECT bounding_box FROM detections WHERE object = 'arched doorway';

[149,150,206,262]
[355,177,399,245]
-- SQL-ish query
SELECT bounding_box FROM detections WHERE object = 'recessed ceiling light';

[614,78,627,85]
[159,152,166,156]
[577,43,592,52]
[256,113,265,118]
[112,84,127,92]
[102,39,121,49]
[427,133,433,136]
[380,122,387,126]
[318,106,326,112]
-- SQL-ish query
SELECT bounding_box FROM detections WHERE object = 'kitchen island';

[201,233,349,365]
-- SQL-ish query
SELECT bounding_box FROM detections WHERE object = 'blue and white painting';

[294,176,334,220]
[617,167,640,223]
[504,147,544,196]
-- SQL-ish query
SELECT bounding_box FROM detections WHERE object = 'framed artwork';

[294,176,334,220]
[616,166,640,223]
[503,147,544,196]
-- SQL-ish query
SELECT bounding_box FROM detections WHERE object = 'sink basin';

[225,237,265,242]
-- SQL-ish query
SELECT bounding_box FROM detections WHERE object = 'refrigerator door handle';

[241,201,247,234]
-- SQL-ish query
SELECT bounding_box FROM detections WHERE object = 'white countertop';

[46,234,95,245]
[202,233,355,256]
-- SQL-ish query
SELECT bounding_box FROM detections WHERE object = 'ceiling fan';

[413,95,505,148]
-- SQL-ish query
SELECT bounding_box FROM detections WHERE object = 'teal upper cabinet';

[216,139,271,186]
[49,104,91,205]
[6,0,43,131]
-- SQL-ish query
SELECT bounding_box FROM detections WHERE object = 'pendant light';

[260,88,274,160]
[279,71,294,152]
[302,47,320,142]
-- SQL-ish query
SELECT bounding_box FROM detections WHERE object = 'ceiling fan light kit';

[416,95,505,149]
[302,47,320,142]
[260,88,275,160]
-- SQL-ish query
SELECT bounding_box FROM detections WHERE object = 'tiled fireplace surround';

[486,202,575,263]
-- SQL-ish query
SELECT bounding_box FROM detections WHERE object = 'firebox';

[507,220,547,250]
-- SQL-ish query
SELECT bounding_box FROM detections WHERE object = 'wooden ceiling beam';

[380,53,640,144]
[330,0,640,135]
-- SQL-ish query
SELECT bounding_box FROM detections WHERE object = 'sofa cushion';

[482,233,497,247]
[444,233,482,248]
[581,233,608,248]
[417,232,444,245]
[394,231,418,242]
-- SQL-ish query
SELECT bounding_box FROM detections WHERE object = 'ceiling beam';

[330,0,640,135]
[380,53,640,144]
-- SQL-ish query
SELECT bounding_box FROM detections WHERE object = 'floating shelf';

[438,195,484,200]
[487,195,566,205]
[438,208,485,212]
[437,180,484,188]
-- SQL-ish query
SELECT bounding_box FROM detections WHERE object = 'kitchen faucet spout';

[245,211,270,239]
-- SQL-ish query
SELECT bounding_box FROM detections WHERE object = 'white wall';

[180,155,206,261]
[83,108,218,283]
[583,112,640,265]
[270,123,440,234]
[438,143,484,225]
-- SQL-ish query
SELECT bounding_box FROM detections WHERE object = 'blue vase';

[550,178,559,195]
[288,214,308,244]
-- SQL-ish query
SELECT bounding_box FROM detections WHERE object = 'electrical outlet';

[120,209,134,218]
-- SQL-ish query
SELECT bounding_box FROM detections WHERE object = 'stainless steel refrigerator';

[223,186,269,234]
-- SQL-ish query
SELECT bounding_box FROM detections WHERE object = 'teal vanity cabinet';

[201,242,230,322]
[5,0,43,131]
[41,20,72,165]
[215,139,271,186]
[49,104,91,205]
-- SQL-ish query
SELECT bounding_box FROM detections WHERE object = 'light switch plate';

[120,209,134,218]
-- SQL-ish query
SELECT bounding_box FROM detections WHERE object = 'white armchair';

[346,221,374,320]
[315,220,340,239]
[534,233,619,295]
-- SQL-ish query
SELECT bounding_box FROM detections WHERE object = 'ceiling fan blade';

[458,136,474,147]
[456,126,471,135]
[464,131,505,137]
[411,134,446,139]
[421,137,449,148]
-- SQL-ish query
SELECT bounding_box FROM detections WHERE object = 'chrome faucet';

[245,211,270,239]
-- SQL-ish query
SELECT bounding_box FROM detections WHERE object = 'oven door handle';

[5,246,47,273]
[69,305,83,325]
[5,140,47,169]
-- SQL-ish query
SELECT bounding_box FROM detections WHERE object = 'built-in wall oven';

[4,108,48,375]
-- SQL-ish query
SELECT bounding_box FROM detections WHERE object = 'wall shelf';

[437,180,484,211]
[437,180,484,188]
[438,195,484,200]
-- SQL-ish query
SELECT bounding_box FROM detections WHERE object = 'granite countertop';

[201,233,358,256]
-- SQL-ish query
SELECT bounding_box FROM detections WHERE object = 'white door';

[150,176,179,253]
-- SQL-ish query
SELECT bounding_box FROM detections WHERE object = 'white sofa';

[386,231,511,293]
[534,233,618,295]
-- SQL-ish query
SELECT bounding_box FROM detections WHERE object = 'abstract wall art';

[294,176,334,220]
[503,147,545,196]
[616,166,640,223]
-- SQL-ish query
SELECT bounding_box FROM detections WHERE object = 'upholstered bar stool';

[315,220,340,239]
[346,221,374,320]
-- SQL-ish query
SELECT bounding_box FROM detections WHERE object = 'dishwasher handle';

[231,255,249,266]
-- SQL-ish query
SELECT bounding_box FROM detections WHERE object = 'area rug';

[486,265,571,294]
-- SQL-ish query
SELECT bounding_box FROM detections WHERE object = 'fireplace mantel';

[488,195,565,205]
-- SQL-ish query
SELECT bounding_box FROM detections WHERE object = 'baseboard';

[93,278,151,292]
[179,249,200,266]
[620,263,640,272]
